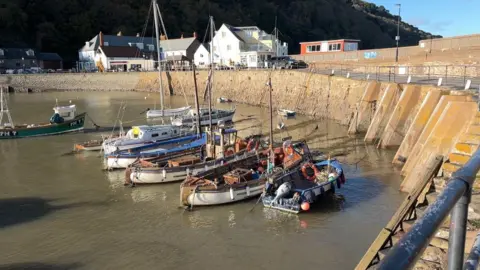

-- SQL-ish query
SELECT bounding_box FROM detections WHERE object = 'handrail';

[378,148,480,270]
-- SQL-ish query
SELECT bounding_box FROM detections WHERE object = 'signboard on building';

[364,52,377,59]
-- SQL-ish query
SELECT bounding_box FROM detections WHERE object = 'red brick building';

[299,39,360,55]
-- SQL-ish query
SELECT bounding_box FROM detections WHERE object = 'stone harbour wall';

[0,70,449,129]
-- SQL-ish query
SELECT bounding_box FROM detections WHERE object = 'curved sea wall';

[1,70,445,129]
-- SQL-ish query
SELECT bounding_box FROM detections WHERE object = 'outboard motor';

[49,113,64,124]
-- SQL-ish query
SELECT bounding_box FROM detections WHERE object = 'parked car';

[269,56,308,69]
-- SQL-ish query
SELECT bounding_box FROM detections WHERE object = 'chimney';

[160,34,166,40]
[136,33,140,37]
[99,31,104,46]
[193,32,197,39]
[181,33,184,39]
[117,31,122,36]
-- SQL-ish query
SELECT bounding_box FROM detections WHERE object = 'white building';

[210,24,288,68]
[193,44,210,68]
[78,32,208,71]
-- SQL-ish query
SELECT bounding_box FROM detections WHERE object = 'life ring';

[224,147,235,157]
[301,163,320,181]
[246,139,260,151]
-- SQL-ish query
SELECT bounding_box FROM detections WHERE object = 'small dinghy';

[74,134,122,152]
[217,97,232,103]
[262,159,346,214]
[277,109,296,117]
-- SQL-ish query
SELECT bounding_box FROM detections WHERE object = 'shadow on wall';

[0,197,109,228]
[0,262,82,270]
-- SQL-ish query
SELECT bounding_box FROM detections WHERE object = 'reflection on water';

[0,92,406,269]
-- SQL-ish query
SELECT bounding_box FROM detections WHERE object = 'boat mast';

[192,64,201,135]
[268,76,274,163]
[208,16,214,135]
[0,87,14,127]
[153,0,164,112]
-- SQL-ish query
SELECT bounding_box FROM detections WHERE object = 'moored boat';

[277,109,296,117]
[145,106,192,118]
[105,133,206,169]
[126,129,262,185]
[0,89,86,139]
[217,97,232,103]
[102,125,194,155]
[262,159,346,214]
[170,108,235,127]
[179,140,310,207]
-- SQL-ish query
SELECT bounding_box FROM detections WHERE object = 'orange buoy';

[301,202,310,211]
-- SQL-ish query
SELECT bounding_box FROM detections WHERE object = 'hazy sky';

[368,0,479,37]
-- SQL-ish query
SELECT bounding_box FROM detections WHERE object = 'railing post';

[448,187,471,270]
[464,233,480,270]
[445,65,448,85]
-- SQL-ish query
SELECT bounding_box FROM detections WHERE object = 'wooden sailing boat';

[0,87,86,139]
[170,16,235,127]
[145,0,191,118]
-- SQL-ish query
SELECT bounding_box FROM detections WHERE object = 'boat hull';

[0,113,86,139]
[146,106,192,118]
[171,111,235,126]
[106,146,202,170]
[129,151,258,184]
[185,182,265,206]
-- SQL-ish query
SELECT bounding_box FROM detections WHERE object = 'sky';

[368,0,479,37]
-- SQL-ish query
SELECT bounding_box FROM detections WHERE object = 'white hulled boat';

[102,125,193,155]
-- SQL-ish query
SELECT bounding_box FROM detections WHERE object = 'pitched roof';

[0,48,36,60]
[100,46,143,58]
[223,24,246,42]
[159,37,197,51]
[38,53,62,61]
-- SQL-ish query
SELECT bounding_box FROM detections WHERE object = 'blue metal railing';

[378,148,480,270]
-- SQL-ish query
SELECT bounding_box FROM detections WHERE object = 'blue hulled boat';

[262,159,346,214]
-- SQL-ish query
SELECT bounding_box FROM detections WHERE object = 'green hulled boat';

[0,89,86,139]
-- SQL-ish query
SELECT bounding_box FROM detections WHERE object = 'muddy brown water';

[0,92,405,269]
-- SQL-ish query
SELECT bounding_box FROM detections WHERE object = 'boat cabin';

[53,105,77,121]
[125,125,180,140]
[205,128,238,158]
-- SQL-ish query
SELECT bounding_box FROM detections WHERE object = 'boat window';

[162,132,168,135]
[151,133,159,138]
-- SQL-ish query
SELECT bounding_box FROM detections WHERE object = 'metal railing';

[308,64,480,90]
[378,148,480,270]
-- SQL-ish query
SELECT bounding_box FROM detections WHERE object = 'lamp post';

[395,3,401,63]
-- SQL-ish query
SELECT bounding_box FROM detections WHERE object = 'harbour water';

[0,92,405,269]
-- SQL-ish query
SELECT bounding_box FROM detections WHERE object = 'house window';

[200,54,203,57]
[316,45,321,51]
[240,56,247,64]
[222,32,226,38]
[227,45,231,51]
[249,55,256,63]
